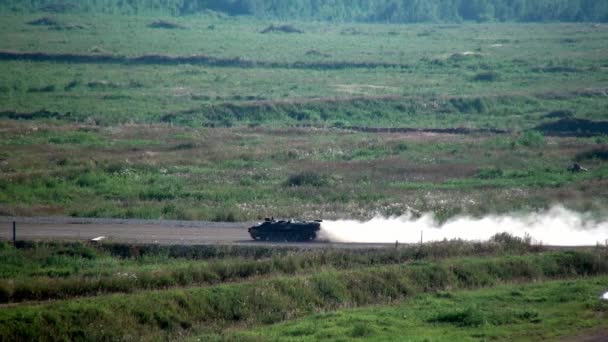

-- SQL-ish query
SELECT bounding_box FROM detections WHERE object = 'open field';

[1,5,608,342]
[1,121,607,220]
[0,14,607,128]
[0,13,607,221]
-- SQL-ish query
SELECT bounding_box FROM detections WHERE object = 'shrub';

[449,98,488,114]
[430,306,486,327]
[148,20,183,29]
[491,232,531,248]
[473,71,499,82]
[350,323,374,337]
[260,24,303,34]
[27,85,55,93]
[393,142,409,153]
[517,131,545,147]
[285,171,329,187]
[475,167,504,179]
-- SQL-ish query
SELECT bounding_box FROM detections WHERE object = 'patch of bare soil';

[560,328,608,342]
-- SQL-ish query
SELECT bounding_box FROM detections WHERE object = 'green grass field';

[0,12,607,220]
[1,9,608,341]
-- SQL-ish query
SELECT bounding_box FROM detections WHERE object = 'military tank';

[248,218,322,242]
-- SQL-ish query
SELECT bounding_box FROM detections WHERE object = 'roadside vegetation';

[1,239,607,341]
[0,237,541,303]
[229,276,608,341]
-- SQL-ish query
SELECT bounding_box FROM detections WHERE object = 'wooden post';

[12,221,16,246]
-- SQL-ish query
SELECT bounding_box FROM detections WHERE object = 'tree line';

[3,0,608,22]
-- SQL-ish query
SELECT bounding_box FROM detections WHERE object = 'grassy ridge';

[231,276,608,341]
[0,238,539,303]
[0,250,606,341]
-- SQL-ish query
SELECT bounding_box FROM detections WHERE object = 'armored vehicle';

[248,218,322,242]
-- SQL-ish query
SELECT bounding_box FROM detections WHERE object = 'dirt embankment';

[536,118,608,137]
[0,50,409,70]
[342,126,507,135]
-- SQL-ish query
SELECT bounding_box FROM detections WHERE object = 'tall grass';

[0,238,540,303]
[0,251,605,341]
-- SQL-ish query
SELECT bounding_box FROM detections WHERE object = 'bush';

[148,20,183,29]
[430,306,486,327]
[285,171,329,187]
[350,323,374,337]
[518,131,545,147]
[449,98,488,114]
[473,71,499,82]
[491,232,531,247]
[475,167,504,179]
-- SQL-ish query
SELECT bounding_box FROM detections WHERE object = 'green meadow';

[1,4,607,341]
[0,13,607,220]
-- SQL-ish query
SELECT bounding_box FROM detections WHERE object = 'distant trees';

[2,0,607,22]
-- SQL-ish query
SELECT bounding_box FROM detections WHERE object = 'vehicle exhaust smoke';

[320,206,608,246]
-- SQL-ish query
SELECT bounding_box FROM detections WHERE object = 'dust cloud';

[320,206,608,246]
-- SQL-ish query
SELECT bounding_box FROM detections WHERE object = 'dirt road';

[0,216,390,248]
[0,216,254,245]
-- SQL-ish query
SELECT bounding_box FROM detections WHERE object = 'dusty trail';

[0,216,600,248]
[0,216,392,248]
[0,216,252,245]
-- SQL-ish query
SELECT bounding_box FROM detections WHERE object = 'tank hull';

[248,219,321,242]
